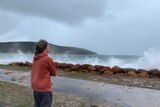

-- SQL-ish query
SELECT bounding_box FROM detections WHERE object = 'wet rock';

[71,64,81,71]
[9,62,24,66]
[63,68,71,72]
[103,70,113,76]
[99,68,106,72]
[149,75,160,79]
[123,68,137,73]
[126,71,137,77]
[87,65,96,71]
[81,64,91,69]
[95,65,103,71]
[138,71,149,78]
[99,67,110,74]
[58,63,72,68]
[54,62,59,66]
[148,69,160,77]
[54,62,61,68]
[112,66,123,74]
[138,69,147,73]
[115,73,125,76]
[24,61,32,67]
[82,69,89,73]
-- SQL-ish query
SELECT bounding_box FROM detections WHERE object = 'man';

[31,40,57,107]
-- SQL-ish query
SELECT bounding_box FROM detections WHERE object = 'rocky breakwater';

[8,61,160,79]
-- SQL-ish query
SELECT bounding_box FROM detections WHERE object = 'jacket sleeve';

[48,58,57,76]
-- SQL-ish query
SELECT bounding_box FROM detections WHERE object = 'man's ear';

[46,47,49,53]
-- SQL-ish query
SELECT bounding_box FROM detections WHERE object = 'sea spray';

[0,48,160,70]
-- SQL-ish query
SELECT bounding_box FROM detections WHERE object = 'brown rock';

[71,64,81,71]
[24,61,32,67]
[89,71,97,75]
[126,71,137,77]
[148,69,160,77]
[82,69,89,73]
[98,66,111,74]
[103,70,113,76]
[57,63,72,69]
[138,69,147,73]
[63,68,71,72]
[87,65,96,71]
[99,68,106,72]
[112,66,123,74]
[123,68,137,73]
[81,64,91,69]
[9,62,24,66]
[138,71,149,78]
[95,65,103,71]
[55,62,61,68]
[58,63,67,68]
[104,66,111,71]
[115,73,125,76]
[149,75,160,79]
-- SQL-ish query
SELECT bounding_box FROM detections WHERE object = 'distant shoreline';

[0,41,97,55]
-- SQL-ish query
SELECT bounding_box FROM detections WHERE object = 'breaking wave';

[0,49,160,70]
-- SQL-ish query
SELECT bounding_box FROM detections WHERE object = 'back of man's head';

[35,39,48,55]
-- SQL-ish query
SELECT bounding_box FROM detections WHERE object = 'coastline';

[0,81,108,107]
[0,64,160,107]
[0,63,160,90]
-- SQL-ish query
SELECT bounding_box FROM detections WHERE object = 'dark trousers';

[33,91,53,107]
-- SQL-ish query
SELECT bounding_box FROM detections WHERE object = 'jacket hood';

[34,53,48,61]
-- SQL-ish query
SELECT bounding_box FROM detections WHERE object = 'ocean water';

[0,49,160,70]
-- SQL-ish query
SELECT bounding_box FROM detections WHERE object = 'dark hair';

[35,39,48,55]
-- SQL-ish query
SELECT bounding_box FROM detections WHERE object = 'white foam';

[0,48,160,70]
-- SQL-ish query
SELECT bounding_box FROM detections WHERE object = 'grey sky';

[0,0,160,55]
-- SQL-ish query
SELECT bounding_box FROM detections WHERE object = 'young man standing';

[31,40,56,107]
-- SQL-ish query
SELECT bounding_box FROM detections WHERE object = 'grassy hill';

[0,42,97,55]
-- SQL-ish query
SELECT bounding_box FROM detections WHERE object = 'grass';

[0,81,33,107]
[0,64,31,71]
[0,81,102,107]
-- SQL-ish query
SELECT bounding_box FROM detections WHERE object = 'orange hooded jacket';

[31,53,56,92]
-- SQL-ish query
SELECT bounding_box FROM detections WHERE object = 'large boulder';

[95,65,103,71]
[9,62,24,66]
[58,63,67,68]
[138,71,149,78]
[71,64,81,71]
[138,69,147,73]
[148,69,160,77]
[82,69,89,73]
[63,68,71,72]
[24,61,32,67]
[126,71,137,77]
[99,66,111,74]
[112,66,123,74]
[58,63,72,69]
[123,68,137,73]
[87,65,96,71]
[54,62,59,67]
[81,64,91,69]
[103,70,113,76]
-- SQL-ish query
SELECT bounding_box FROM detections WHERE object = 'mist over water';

[0,49,160,70]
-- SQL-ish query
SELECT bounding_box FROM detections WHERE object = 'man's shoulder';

[43,55,52,61]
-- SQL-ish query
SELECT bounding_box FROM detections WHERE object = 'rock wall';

[9,62,160,79]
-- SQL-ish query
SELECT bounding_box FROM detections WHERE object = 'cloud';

[0,0,160,55]
[0,0,107,24]
[0,10,22,35]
